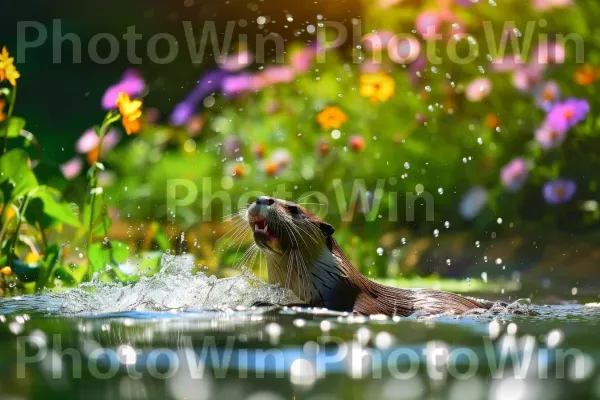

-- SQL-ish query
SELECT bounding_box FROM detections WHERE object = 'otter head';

[245,196,335,257]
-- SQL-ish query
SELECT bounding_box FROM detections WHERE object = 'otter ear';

[319,222,335,237]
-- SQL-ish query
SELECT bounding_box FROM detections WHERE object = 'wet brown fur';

[246,198,492,317]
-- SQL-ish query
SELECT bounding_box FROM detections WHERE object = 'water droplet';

[433,229,439,238]
[438,188,444,195]
[444,221,450,229]
[376,247,384,256]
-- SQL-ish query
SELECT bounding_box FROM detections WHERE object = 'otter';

[245,196,497,317]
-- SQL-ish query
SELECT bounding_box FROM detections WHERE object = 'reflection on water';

[1,256,600,399]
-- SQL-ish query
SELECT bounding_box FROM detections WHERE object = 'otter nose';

[256,196,275,206]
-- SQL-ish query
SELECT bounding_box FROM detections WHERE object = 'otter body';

[246,196,493,317]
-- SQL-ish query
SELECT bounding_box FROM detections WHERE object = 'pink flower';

[416,10,442,40]
[219,51,253,71]
[362,31,395,51]
[465,77,492,102]
[76,128,120,154]
[60,157,83,180]
[535,123,567,149]
[102,69,145,110]
[533,41,566,65]
[490,55,525,72]
[261,66,295,85]
[377,0,403,9]
[501,158,529,192]
[512,64,544,92]
[290,46,316,73]
[532,0,573,11]
[360,60,384,74]
[388,36,421,64]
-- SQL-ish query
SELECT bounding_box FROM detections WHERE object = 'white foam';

[54,255,301,315]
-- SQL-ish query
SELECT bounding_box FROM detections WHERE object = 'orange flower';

[263,161,278,175]
[232,163,245,178]
[0,266,11,275]
[0,47,20,86]
[116,92,142,135]
[574,64,600,86]
[0,98,6,123]
[360,72,395,103]
[87,146,100,164]
[316,106,347,130]
[485,113,500,129]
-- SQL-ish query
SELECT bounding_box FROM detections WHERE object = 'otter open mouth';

[250,215,279,246]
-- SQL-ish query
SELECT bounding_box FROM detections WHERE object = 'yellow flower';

[24,252,42,265]
[0,47,20,86]
[316,106,347,130]
[360,72,395,103]
[0,266,12,275]
[116,92,142,135]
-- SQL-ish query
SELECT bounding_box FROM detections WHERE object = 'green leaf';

[0,117,26,139]
[82,192,111,238]
[0,149,38,198]
[31,190,80,227]
[54,266,77,285]
[88,240,129,273]
[36,244,60,290]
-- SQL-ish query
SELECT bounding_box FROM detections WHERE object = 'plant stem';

[86,119,110,281]
[3,84,17,153]
[8,195,30,265]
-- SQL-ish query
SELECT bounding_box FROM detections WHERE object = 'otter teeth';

[254,223,269,233]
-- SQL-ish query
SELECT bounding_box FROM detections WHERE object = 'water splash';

[53,255,300,315]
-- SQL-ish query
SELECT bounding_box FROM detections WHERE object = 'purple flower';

[169,69,231,126]
[535,123,567,149]
[223,136,244,159]
[222,73,256,96]
[534,81,560,112]
[170,101,195,127]
[543,179,577,204]
[459,186,489,220]
[546,98,590,133]
[501,158,529,192]
[102,69,145,110]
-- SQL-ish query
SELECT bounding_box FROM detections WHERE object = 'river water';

[1,256,599,399]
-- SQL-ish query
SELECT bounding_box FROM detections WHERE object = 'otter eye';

[286,205,300,215]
